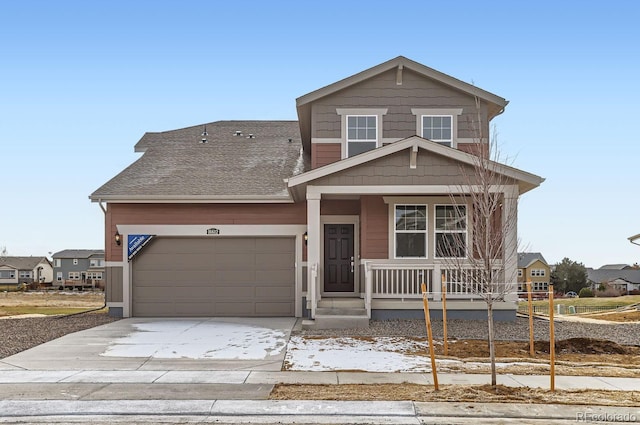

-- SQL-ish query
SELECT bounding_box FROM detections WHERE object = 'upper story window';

[54,259,61,267]
[394,205,427,258]
[337,108,387,159]
[90,259,104,267]
[422,115,452,147]
[347,115,377,157]
[19,271,32,278]
[531,269,546,277]
[412,108,462,149]
[434,205,467,258]
[517,269,523,277]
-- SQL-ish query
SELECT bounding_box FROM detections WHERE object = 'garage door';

[131,237,295,317]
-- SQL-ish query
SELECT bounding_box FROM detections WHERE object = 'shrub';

[579,287,594,298]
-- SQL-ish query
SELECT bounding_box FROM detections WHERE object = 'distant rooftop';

[52,250,104,259]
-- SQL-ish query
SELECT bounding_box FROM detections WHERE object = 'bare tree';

[437,98,519,387]
[0,246,7,263]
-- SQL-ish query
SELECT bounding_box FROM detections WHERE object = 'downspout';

[56,199,109,318]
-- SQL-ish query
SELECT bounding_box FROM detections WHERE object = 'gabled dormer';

[296,56,508,169]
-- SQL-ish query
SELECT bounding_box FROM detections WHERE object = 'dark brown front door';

[324,224,355,292]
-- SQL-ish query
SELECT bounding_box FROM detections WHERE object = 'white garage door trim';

[117,224,307,318]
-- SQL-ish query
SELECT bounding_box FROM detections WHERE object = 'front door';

[323,224,355,292]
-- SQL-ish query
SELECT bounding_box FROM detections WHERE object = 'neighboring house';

[516,252,550,295]
[0,257,53,286]
[587,265,640,293]
[52,250,105,289]
[91,56,544,325]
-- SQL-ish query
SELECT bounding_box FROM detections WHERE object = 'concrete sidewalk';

[0,399,638,424]
[0,369,638,423]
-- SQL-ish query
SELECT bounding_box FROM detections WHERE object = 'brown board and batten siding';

[311,143,341,169]
[106,203,307,262]
[360,196,388,259]
[311,68,489,142]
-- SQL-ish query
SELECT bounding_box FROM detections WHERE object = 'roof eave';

[89,194,295,204]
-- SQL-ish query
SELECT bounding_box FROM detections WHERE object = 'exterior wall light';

[304,231,308,246]
[115,231,122,246]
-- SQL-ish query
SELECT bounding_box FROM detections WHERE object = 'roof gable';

[296,56,508,153]
[517,252,548,268]
[0,256,50,270]
[287,136,543,200]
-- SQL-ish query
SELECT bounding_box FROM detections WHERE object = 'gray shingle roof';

[587,268,640,284]
[517,252,548,268]
[52,250,104,259]
[91,121,308,201]
[0,256,50,270]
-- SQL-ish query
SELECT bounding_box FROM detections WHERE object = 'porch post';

[307,190,321,319]
[503,186,519,302]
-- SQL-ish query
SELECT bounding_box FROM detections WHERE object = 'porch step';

[304,298,369,330]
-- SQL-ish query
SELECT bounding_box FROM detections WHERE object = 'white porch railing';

[363,261,509,317]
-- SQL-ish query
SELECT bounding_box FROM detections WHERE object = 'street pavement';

[0,318,638,424]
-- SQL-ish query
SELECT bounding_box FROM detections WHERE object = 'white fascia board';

[309,185,520,196]
[628,233,640,242]
[90,195,294,203]
[116,224,307,237]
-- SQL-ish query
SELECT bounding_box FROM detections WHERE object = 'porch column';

[306,191,321,318]
[503,186,519,302]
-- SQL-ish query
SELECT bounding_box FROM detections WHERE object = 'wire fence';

[517,304,627,315]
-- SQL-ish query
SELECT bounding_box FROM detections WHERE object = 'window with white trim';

[422,115,453,147]
[68,272,80,280]
[435,205,467,258]
[0,270,15,279]
[56,272,63,281]
[394,205,427,258]
[54,259,61,267]
[347,115,377,157]
[530,269,546,277]
[90,259,104,267]
[19,271,32,278]
[517,269,523,277]
[72,259,78,265]
[533,281,548,291]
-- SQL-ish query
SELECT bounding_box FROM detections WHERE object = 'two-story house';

[91,56,543,325]
[516,252,550,295]
[0,257,53,287]
[52,249,105,290]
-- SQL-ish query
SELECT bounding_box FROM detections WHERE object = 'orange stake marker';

[422,282,439,391]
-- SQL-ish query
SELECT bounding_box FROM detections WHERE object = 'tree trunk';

[487,302,496,387]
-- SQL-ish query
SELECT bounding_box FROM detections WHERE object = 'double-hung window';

[394,205,427,258]
[435,205,467,258]
[347,115,377,157]
[422,115,453,147]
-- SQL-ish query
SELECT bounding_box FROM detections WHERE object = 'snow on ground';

[101,320,287,360]
[285,336,542,373]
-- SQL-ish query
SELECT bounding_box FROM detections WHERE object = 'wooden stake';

[422,282,439,391]
[526,281,534,357]
[549,283,555,392]
[441,274,448,356]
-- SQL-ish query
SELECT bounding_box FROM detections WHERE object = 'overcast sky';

[1,0,639,268]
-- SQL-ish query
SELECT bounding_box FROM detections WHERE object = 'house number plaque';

[206,228,220,235]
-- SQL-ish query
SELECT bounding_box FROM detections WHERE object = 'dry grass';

[271,383,640,406]
[0,291,104,316]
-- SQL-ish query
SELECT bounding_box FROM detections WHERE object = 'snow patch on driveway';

[101,320,287,360]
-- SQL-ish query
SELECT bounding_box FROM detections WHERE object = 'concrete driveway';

[0,317,297,372]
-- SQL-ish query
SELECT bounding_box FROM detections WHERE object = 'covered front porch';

[286,137,542,328]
